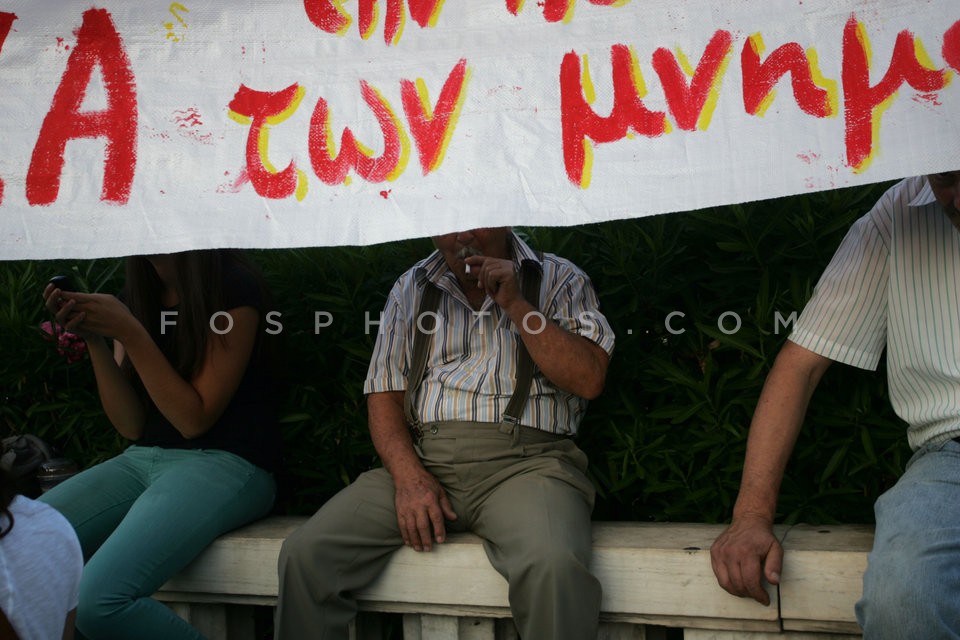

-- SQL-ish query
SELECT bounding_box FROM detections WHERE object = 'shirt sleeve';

[542,258,616,357]
[790,212,889,370]
[364,280,412,394]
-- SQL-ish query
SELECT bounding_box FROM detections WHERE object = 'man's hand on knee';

[394,470,458,552]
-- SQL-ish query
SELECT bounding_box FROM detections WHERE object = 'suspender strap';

[501,259,542,427]
[404,272,442,438]
[403,256,544,442]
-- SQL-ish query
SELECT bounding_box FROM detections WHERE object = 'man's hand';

[367,392,459,553]
[394,468,457,552]
[710,514,782,605]
[464,255,609,399]
[464,256,522,310]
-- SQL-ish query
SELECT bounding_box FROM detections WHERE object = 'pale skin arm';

[367,391,457,552]
[710,339,833,605]
[45,286,259,440]
[465,255,610,399]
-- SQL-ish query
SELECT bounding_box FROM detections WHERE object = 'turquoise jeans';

[40,445,275,640]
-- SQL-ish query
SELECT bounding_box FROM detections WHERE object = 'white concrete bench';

[155,517,871,639]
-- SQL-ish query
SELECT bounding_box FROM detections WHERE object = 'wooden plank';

[157,517,874,634]
[603,615,776,633]
[359,604,779,633]
[685,630,861,640]
[160,516,304,597]
[164,598,772,635]
[420,615,462,639]
[356,533,510,609]
[403,614,497,640]
[357,523,783,626]
[455,617,497,640]
[167,602,233,640]
[779,524,872,632]
[157,519,784,631]
[403,616,647,640]
[598,622,646,639]
[590,523,783,625]
[155,591,277,607]
[782,621,864,636]
[358,602,510,618]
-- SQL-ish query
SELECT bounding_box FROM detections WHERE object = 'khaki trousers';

[276,421,601,640]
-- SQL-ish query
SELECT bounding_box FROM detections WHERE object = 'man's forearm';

[502,297,609,399]
[732,340,832,522]
[367,391,427,481]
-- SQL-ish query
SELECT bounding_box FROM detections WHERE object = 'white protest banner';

[0,0,958,259]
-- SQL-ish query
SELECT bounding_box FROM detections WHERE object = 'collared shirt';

[364,233,615,435]
[791,175,960,449]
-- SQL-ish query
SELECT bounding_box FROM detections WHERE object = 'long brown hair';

[0,469,15,539]
[121,249,274,381]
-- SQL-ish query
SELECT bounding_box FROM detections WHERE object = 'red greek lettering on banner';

[0,12,16,205]
[742,34,836,118]
[26,8,137,206]
[228,84,307,200]
[400,58,470,175]
[842,16,949,171]
[303,0,443,45]
[308,80,409,184]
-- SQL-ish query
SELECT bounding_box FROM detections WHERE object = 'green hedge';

[1,181,909,525]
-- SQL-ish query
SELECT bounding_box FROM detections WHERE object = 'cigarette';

[457,246,482,275]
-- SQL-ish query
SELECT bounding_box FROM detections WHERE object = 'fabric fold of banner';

[0,0,958,258]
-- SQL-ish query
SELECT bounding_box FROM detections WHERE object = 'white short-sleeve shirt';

[791,175,960,449]
[0,495,83,640]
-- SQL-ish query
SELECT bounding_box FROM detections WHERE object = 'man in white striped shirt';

[711,171,960,638]
[276,227,615,640]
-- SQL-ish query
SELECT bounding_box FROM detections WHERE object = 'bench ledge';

[158,517,871,634]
